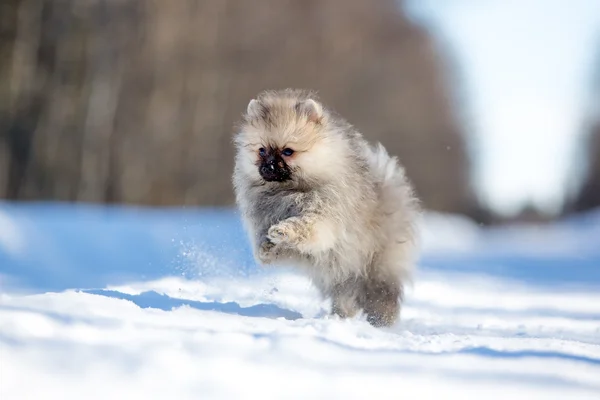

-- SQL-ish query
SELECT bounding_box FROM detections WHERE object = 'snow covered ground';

[1,201,599,399]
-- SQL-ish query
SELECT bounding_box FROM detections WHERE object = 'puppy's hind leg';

[329,279,365,320]
[363,277,402,328]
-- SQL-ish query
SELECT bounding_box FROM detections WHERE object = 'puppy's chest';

[252,190,303,225]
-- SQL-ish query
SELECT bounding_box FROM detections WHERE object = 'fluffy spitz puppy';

[232,89,419,327]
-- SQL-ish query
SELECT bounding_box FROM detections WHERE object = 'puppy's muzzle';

[259,155,291,182]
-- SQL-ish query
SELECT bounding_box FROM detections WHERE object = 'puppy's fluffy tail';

[367,143,404,184]
[366,143,420,282]
[366,143,414,205]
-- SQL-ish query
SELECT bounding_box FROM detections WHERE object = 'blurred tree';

[572,123,600,212]
[571,46,600,212]
[0,0,477,216]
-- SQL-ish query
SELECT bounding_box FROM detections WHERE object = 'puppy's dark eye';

[282,148,294,156]
[258,148,266,157]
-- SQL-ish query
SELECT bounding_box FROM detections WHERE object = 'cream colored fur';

[232,89,420,327]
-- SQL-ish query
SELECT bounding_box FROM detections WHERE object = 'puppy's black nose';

[259,153,291,182]
[260,164,275,175]
[265,155,277,166]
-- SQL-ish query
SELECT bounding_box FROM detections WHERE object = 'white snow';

[1,201,599,399]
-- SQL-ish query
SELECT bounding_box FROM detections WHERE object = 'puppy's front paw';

[267,219,299,245]
[257,240,276,264]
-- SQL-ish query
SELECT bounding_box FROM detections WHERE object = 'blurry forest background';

[0,0,598,223]
[569,49,600,214]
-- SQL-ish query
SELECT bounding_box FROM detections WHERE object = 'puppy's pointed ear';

[246,99,263,120]
[297,99,323,124]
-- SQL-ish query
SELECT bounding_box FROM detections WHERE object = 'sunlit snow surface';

[1,202,599,399]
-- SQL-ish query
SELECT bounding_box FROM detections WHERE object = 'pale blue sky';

[404,0,600,216]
